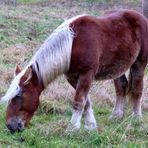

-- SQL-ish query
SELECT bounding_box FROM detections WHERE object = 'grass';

[1,101,148,147]
[0,7,63,49]
[1,0,148,147]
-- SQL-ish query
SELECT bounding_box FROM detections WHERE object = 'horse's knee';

[73,100,86,111]
[73,71,94,110]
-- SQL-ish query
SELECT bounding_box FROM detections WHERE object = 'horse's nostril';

[6,119,24,133]
[17,123,23,132]
[7,124,15,133]
[7,124,10,129]
[18,122,22,128]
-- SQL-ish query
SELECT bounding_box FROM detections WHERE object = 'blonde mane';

[1,15,87,102]
[30,25,74,87]
[29,15,86,87]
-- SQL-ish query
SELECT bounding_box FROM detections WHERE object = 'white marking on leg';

[132,100,142,118]
[110,96,124,119]
[84,95,97,130]
[66,109,83,132]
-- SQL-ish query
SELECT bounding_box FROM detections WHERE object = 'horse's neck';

[31,59,64,88]
[38,59,66,88]
[31,65,44,92]
[31,41,71,87]
[30,25,74,88]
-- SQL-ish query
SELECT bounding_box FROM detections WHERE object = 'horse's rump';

[68,10,148,80]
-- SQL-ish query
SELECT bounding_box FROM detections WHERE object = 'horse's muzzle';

[6,118,24,133]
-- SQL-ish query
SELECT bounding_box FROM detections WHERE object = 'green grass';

[18,0,42,3]
[1,102,148,147]
[0,7,63,49]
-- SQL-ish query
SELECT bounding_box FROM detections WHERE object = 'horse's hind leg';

[128,60,147,117]
[66,70,96,131]
[110,75,128,119]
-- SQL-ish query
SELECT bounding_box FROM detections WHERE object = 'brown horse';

[1,9,148,133]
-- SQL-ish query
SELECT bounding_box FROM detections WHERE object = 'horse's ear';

[22,67,33,85]
[14,65,21,76]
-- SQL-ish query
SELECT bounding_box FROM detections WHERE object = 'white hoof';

[84,122,97,131]
[132,112,142,119]
[65,122,80,132]
[109,111,124,120]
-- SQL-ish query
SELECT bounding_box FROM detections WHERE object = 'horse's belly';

[95,45,140,80]
[95,62,131,80]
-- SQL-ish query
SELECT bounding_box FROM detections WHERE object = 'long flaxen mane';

[1,15,85,102]
[30,23,75,87]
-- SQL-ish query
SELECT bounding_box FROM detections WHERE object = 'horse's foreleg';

[128,60,146,118]
[66,74,97,131]
[84,95,97,130]
[66,70,94,131]
[110,75,128,119]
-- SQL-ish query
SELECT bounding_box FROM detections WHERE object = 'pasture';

[1,0,148,147]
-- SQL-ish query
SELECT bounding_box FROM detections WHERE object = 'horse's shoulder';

[70,15,97,25]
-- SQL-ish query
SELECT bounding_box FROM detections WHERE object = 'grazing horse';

[1,9,148,133]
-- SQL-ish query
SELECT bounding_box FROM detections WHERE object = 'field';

[1,0,148,147]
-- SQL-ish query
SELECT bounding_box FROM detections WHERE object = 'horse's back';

[68,10,148,80]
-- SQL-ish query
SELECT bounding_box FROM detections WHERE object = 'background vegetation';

[1,0,148,147]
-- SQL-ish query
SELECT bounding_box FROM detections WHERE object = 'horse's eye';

[17,93,22,97]
[17,89,23,97]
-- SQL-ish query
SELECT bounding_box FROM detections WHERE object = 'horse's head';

[1,65,42,133]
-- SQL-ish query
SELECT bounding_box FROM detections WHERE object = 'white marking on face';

[1,66,29,102]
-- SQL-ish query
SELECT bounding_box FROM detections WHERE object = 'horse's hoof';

[109,113,124,121]
[65,123,80,132]
[84,122,97,131]
[131,112,142,119]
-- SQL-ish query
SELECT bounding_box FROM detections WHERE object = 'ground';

[1,0,148,147]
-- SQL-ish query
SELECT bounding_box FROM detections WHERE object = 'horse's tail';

[127,9,148,98]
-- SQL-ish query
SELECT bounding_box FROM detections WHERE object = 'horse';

[1,9,148,133]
